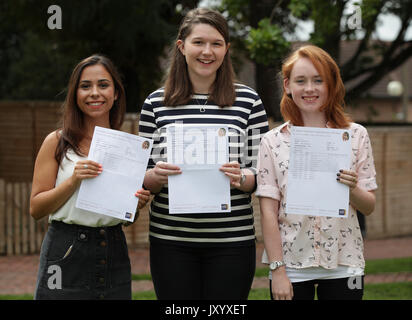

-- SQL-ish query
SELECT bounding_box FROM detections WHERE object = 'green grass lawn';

[1,257,410,300]
[132,281,412,300]
[2,282,411,300]
[365,257,412,274]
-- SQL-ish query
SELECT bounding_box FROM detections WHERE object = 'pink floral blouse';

[256,121,378,269]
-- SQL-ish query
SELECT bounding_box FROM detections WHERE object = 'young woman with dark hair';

[139,8,269,300]
[30,54,150,299]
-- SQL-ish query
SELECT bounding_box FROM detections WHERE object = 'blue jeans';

[34,221,131,300]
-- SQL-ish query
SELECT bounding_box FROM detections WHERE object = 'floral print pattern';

[256,121,377,269]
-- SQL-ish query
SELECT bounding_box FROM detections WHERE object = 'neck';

[83,116,111,137]
[301,112,327,128]
[189,72,215,94]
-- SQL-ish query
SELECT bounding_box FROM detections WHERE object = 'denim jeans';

[34,221,131,300]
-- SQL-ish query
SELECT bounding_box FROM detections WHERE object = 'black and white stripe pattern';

[139,84,269,246]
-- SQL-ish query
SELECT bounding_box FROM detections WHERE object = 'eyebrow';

[79,79,112,83]
[191,37,224,43]
[293,74,322,79]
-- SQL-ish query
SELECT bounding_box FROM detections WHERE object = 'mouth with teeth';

[302,96,318,102]
[198,59,214,65]
[87,101,105,109]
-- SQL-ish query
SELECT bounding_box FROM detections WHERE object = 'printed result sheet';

[167,124,231,214]
[76,126,152,222]
[286,126,352,218]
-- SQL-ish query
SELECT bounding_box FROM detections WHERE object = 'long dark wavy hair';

[55,54,126,164]
[163,8,236,107]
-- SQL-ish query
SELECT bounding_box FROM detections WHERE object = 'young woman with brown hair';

[30,54,150,299]
[139,8,269,300]
[256,45,377,300]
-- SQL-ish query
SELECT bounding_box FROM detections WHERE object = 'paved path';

[1,237,411,296]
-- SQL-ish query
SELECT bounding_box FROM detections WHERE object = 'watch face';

[270,261,284,270]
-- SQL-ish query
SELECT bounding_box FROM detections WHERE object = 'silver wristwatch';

[269,261,285,271]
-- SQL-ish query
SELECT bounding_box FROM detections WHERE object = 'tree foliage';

[246,18,290,66]
[220,0,412,120]
[0,0,199,111]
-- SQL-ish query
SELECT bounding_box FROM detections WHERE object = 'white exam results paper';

[286,126,352,218]
[76,126,152,222]
[167,124,231,214]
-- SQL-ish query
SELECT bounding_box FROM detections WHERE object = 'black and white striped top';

[139,84,269,247]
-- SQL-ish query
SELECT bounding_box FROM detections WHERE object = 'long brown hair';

[163,8,236,107]
[55,54,126,164]
[280,45,351,128]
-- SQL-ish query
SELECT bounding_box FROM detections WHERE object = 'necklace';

[195,95,208,113]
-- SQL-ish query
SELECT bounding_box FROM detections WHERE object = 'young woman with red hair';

[256,45,377,300]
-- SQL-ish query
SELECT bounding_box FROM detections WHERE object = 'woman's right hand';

[71,160,102,187]
[151,161,182,185]
[271,269,294,300]
[143,161,182,194]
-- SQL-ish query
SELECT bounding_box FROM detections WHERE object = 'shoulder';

[42,130,60,150]
[35,130,60,164]
[349,122,369,136]
[142,88,165,110]
[145,87,165,101]
[234,83,260,99]
[261,122,287,144]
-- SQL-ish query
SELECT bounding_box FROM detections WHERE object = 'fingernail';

[337,173,340,176]
[336,178,340,181]
[339,169,343,173]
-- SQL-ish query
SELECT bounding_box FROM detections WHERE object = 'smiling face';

[284,57,328,120]
[76,64,117,122]
[177,23,229,93]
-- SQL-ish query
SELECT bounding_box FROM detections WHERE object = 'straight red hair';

[280,45,351,128]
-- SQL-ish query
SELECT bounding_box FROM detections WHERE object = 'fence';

[1,102,412,255]
[0,180,48,255]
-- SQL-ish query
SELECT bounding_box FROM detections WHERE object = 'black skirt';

[34,220,131,300]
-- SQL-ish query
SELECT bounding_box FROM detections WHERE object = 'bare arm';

[259,197,293,300]
[29,132,101,220]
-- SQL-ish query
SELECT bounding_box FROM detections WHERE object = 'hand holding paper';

[286,126,352,218]
[167,124,231,214]
[336,169,358,190]
[219,161,243,188]
[76,126,152,222]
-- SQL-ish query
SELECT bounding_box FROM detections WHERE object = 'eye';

[314,78,323,84]
[79,83,90,89]
[99,82,109,88]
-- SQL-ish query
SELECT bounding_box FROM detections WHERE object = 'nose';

[90,84,100,97]
[304,81,314,92]
[202,43,212,55]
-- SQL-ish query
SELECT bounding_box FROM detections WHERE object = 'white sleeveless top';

[49,149,123,227]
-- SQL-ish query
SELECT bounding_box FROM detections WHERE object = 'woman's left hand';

[135,188,151,209]
[337,169,358,190]
[220,161,243,188]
